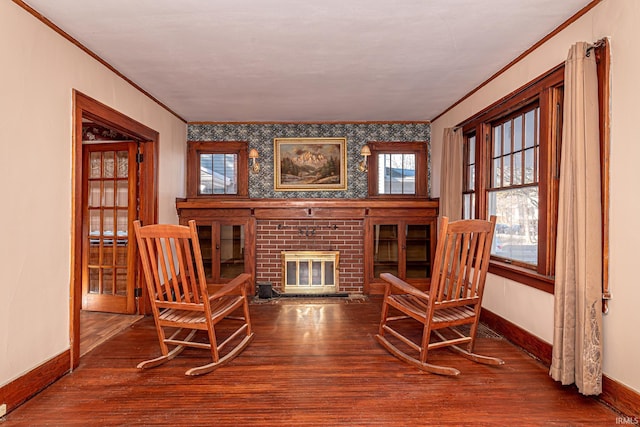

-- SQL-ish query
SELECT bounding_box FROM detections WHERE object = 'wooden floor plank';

[3,297,621,426]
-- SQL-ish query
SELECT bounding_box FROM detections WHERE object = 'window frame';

[461,65,564,292]
[186,141,249,199]
[367,141,428,199]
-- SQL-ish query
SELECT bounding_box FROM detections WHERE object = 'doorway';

[82,141,138,314]
[72,91,158,369]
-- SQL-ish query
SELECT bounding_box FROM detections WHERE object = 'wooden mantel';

[176,198,439,219]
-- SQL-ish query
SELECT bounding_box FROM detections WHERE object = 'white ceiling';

[23,0,591,122]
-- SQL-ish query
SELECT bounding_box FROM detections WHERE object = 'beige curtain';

[439,128,463,221]
[550,42,603,396]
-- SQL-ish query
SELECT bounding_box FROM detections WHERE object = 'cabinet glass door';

[405,224,431,278]
[373,224,399,277]
[219,224,245,279]
[196,225,214,280]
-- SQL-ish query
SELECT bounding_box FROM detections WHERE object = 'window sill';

[488,260,554,294]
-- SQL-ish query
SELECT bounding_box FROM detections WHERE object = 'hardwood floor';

[3,297,622,426]
[80,310,143,356]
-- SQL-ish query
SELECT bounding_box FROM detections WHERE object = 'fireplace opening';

[281,251,339,294]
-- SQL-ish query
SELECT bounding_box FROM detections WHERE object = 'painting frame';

[274,137,347,191]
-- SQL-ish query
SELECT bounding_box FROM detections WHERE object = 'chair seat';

[159,295,244,325]
[389,294,476,325]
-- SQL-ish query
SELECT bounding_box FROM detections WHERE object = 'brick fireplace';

[256,219,364,294]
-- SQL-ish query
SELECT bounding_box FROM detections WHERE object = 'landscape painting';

[274,137,347,191]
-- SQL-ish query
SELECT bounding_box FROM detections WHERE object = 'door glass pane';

[116,181,128,206]
[102,181,114,207]
[89,210,101,235]
[219,224,245,278]
[89,269,100,293]
[117,210,128,238]
[115,267,127,295]
[103,209,114,237]
[373,224,398,277]
[89,181,101,207]
[196,225,213,280]
[116,151,128,177]
[405,224,430,278]
[103,242,113,266]
[90,152,101,178]
[103,151,115,178]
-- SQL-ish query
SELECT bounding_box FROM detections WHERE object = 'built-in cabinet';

[195,219,253,281]
[176,199,438,295]
[177,208,255,290]
[364,217,437,293]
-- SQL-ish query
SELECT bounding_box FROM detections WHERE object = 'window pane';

[199,153,238,195]
[377,153,415,195]
[503,121,512,154]
[513,151,522,185]
[493,126,502,157]
[493,158,501,188]
[463,193,475,219]
[200,154,213,194]
[488,187,538,266]
[513,115,522,152]
[502,154,511,185]
[524,109,537,148]
[524,148,535,184]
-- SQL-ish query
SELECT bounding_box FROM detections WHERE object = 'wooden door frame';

[71,90,158,369]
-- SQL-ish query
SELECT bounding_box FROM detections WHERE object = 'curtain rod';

[586,37,607,57]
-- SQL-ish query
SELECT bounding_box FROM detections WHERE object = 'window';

[461,42,609,293]
[488,105,540,266]
[187,141,249,198]
[367,142,427,198]
[461,66,564,288]
[462,134,476,219]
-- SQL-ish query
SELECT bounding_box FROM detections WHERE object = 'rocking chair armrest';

[380,273,430,300]
[208,273,252,300]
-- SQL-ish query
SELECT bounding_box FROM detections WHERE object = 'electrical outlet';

[0,403,6,417]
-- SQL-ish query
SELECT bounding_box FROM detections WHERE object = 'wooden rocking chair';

[376,216,504,376]
[133,220,254,376]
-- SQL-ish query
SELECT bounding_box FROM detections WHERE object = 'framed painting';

[274,137,347,191]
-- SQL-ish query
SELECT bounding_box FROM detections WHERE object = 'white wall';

[431,0,640,394]
[0,2,186,386]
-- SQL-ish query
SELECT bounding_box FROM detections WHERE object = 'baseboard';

[0,350,70,415]
[602,376,640,418]
[480,308,552,365]
[481,308,640,418]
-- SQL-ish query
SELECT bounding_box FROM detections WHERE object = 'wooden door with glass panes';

[82,142,138,313]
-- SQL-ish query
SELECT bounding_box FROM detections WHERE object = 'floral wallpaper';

[188,122,430,199]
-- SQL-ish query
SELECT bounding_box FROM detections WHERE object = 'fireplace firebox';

[281,251,339,294]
